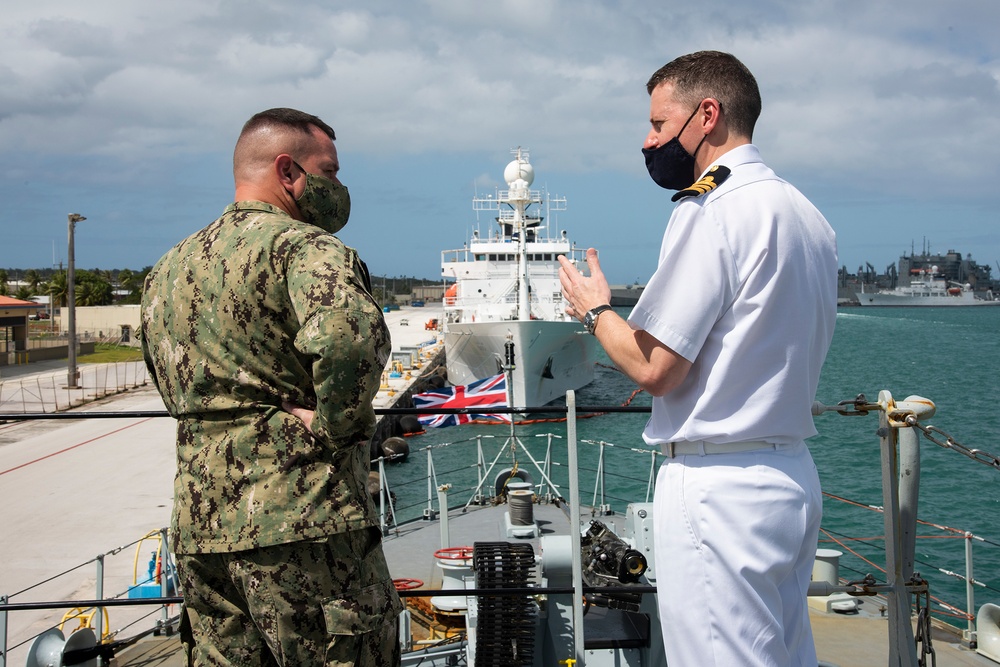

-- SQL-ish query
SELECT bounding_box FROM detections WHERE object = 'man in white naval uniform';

[559,51,838,666]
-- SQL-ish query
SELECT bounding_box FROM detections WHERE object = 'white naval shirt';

[628,144,838,447]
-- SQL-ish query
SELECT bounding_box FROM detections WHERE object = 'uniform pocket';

[322,578,404,636]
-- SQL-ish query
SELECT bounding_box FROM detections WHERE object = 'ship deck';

[2,305,997,666]
[102,499,996,667]
[378,498,995,667]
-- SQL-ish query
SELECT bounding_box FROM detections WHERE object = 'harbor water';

[388,306,1000,628]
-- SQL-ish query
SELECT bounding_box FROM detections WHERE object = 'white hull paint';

[857,282,1000,307]
[857,293,1000,307]
[444,320,598,408]
[857,269,1000,307]
[441,148,597,407]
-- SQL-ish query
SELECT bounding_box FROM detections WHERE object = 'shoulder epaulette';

[671,165,731,202]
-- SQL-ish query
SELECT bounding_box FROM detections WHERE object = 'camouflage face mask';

[293,164,351,234]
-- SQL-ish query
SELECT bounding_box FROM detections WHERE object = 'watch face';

[584,311,596,334]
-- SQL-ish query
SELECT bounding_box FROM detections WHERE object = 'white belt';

[660,440,780,458]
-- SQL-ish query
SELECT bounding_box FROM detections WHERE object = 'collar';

[225,200,289,217]
[671,144,761,203]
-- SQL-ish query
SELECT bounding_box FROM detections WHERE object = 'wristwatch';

[583,305,612,335]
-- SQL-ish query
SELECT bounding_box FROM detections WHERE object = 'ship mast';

[506,148,533,321]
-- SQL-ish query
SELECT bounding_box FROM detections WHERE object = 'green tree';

[118,268,135,289]
[46,271,68,309]
[0,269,8,296]
[117,266,150,305]
[75,271,114,306]
[117,268,136,301]
[14,286,33,301]
[24,269,43,295]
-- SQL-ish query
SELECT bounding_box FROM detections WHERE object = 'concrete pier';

[0,305,446,666]
[373,304,445,411]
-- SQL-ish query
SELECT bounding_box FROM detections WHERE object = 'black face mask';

[641,106,706,190]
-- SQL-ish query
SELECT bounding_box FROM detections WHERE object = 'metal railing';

[0,361,148,413]
[3,391,1000,666]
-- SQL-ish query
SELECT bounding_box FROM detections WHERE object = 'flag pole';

[503,334,517,443]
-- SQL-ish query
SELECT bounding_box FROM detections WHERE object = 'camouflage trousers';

[176,527,402,667]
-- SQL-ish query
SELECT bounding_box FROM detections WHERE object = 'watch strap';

[585,304,613,334]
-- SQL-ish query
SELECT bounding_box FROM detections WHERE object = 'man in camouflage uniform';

[141,108,402,666]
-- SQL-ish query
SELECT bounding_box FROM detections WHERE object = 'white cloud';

[2,0,1000,276]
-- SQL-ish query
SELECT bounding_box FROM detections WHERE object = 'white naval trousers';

[652,442,822,667]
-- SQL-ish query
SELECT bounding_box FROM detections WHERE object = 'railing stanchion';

[1,593,8,667]
[438,485,451,550]
[378,457,388,535]
[540,433,557,501]
[159,527,171,633]
[646,449,658,502]
[477,435,486,502]
[966,531,976,644]
[95,553,105,660]
[877,390,918,666]
[566,390,585,666]
[898,424,920,582]
[425,447,435,517]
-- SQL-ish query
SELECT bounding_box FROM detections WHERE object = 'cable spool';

[507,489,534,526]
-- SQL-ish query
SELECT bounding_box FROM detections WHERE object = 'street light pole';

[67,213,86,388]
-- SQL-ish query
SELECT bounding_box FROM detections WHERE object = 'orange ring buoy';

[393,578,424,591]
[434,546,474,561]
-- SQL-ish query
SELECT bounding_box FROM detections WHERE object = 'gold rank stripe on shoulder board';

[671,165,732,202]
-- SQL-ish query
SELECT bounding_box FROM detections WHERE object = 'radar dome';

[504,160,534,186]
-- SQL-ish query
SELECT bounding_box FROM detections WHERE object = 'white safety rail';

[0,361,149,414]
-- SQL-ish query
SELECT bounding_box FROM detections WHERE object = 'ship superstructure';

[440,149,598,408]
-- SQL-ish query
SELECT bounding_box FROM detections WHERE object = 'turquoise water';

[387,306,1000,625]
[811,306,1000,625]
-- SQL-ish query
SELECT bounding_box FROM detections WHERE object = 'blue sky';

[2,1,999,284]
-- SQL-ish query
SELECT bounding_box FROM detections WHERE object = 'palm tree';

[15,286,33,301]
[24,269,43,295]
[0,269,8,296]
[76,275,113,306]
[118,268,136,299]
[47,271,68,309]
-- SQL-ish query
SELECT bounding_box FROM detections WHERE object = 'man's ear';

[700,98,722,134]
[275,154,297,193]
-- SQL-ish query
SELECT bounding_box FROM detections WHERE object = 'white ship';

[857,268,1000,307]
[441,148,598,408]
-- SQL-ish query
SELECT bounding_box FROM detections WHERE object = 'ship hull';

[443,320,598,407]
[857,293,1000,307]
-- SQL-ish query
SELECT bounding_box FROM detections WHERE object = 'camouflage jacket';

[141,201,390,554]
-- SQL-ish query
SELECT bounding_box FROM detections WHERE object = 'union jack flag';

[413,373,511,428]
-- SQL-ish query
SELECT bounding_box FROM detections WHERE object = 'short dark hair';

[646,51,761,139]
[233,108,336,181]
[239,108,336,142]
